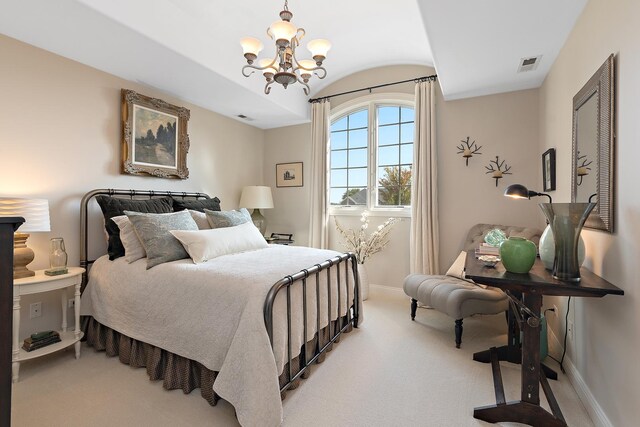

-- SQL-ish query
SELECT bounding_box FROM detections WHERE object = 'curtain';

[410,79,439,274]
[308,99,331,249]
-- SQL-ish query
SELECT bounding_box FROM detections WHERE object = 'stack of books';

[476,243,501,256]
[22,330,61,352]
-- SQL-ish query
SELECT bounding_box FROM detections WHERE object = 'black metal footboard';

[264,252,360,393]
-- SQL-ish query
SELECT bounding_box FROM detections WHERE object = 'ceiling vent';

[237,114,254,121]
[517,55,542,73]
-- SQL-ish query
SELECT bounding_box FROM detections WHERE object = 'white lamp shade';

[269,20,297,41]
[240,37,264,56]
[258,58,278,75]
[307,39,331,57]
[297,59,316,72]
[239,186,274,209]
[0,198,50,232]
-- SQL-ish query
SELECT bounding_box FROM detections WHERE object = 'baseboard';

[547,328,613,427]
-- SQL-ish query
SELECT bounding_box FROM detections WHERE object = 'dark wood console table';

[464,250,623,427]
[1,217,25,427]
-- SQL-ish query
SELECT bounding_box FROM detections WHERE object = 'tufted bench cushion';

[403,223,542,348]
[403,274,507,320]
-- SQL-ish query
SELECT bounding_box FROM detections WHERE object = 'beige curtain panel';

[308,99,331,249]
[410,80,439,274]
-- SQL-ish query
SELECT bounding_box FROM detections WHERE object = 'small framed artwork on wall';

[121,89,190,179]
[542,148,556,191]
[276,162,303,187]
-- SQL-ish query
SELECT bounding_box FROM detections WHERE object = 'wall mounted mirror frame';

[571,54,615,232]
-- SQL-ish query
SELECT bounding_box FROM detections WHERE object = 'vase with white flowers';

[334,211,399,300]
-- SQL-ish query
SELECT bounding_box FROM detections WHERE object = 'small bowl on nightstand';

[478,255,500,268]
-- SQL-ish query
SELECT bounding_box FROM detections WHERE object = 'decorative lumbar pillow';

[171,221,269,264]
[445,251,486,288]
[111,215,146,263]
[125,210,198,269]
[188,210,212,230]
[204,208,252,229]
[96,195,174,260]
[172,197,221,213]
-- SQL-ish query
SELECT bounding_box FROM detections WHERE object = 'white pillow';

[170,221,269,264]
[188,209,212,230]
[445,251,486,288]
[111,215,146,263]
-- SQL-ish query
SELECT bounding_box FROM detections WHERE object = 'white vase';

[539,224,586,271]
[357,263,369,301]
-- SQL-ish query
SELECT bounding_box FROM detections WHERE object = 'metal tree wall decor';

[485,156,512,186]
[576,151,593,186]
[456,136,482,166]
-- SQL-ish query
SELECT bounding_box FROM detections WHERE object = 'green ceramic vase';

[499,237,537,274]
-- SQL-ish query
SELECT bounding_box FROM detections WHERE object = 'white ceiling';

[1,0,587,128]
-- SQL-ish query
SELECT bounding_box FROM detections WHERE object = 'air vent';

[237,114,254,121]
[517,55,542,73]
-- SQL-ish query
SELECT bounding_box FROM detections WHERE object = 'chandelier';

[240,0,331,95]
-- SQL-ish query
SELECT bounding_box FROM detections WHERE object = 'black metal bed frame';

[79,188,359,394]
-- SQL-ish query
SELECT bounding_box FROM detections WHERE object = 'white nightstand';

[12,267,85,382]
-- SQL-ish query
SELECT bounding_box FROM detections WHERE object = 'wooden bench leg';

[455,319,463,348]
[411,299,418,320]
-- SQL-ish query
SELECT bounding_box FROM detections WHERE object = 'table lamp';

[239,186,274,235]
[0,198,50,279]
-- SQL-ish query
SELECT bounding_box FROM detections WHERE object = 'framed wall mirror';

[571,54,615,232]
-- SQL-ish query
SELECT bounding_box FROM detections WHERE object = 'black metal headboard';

[79,189,210,287]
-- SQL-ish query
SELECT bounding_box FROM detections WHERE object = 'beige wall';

[265,65,542,288]
[0,35,265,335]
[539,0,640,424]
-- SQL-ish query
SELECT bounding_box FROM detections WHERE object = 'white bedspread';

[81,245,361,427]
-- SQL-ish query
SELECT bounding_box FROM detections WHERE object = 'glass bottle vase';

[49,237,68,274]
[538,203,596,281]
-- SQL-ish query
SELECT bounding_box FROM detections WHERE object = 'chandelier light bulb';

[297,59,316,71]
[269,20,297,43]
[307,39,331,64]
[240,37,264,63]
[258,58,278,77]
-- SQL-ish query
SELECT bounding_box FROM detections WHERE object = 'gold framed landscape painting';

[276,162,303,187]
[121,89,190,179]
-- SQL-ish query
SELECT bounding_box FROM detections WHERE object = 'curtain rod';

[308,74,437,103]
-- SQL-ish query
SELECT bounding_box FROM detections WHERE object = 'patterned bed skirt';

[82,316,351,409]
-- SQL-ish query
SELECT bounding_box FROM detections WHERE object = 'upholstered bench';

[403,223,542,348]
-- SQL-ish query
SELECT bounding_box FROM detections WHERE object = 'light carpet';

[11,286,593,426]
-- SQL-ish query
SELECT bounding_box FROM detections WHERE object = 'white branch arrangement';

[334,211,399,264]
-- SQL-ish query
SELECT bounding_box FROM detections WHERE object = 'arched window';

[329,95,414,214]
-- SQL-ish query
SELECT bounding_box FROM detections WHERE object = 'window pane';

[401,123,414,143]
[378,124,400,146]
[400,143,413,164]
[349,110,368,129]
[378,106,400,126]
[400,186,412,205]
[331,116,347,132]
[401,107,414,123]
[348,167,367,187]
[331,150,347,168]
[330,169,347,187]
[401,165,412,185]
[378,145,399,166]
[330,188,347,205]
[331,131,347,150]
[345,188,366,205]
[349,129,367,148]
[377,186,400,206]
[348,148,367,168]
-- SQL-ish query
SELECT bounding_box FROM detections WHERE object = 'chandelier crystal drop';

[240,0,330,95]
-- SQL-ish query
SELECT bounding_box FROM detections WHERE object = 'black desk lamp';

[504,184,553,203]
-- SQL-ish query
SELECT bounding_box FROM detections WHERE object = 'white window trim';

[328,93,415,218]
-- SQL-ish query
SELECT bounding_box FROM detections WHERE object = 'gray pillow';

[204,208,252,229]
[125,210,199,269]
